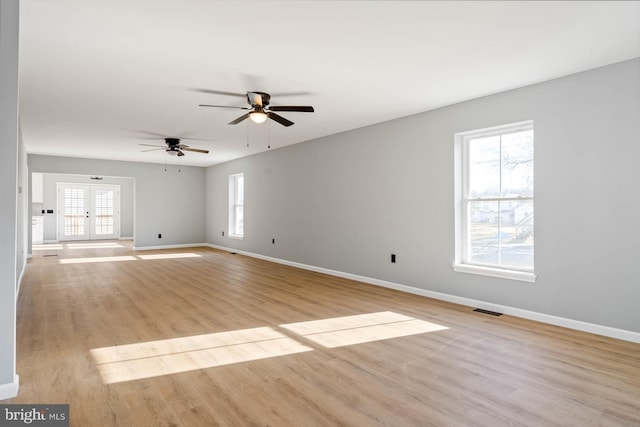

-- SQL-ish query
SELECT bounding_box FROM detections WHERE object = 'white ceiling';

[19,1,640,167]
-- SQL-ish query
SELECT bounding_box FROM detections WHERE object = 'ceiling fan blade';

[269,106,314,112]
[229,113,251,125]
[140,148,165,152]
[271,91,314,97]
[177,150,185,157]
[199,104,249,110]
[134,130,168,138]
[139,143,166,148]
[268,112,294,127]
[180,137,216,142]
[182,147,210,154]
[191,88,246,98]
[137,131,212,141]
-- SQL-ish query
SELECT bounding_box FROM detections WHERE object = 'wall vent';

[473,308,503,317]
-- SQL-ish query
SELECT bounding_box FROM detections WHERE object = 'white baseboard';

[206,243,640,344]
[43,240,57,244]
[119,236,134,241]
[0,375,19,401]
[134,243,208,251]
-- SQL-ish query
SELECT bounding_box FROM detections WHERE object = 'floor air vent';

[43,254,59,257]
[473,308,503,317]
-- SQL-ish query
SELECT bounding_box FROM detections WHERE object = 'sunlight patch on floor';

[59,256,137,264]
[32,244,64,251]
[58,253,202,264]
[91,312,448,384]
[66,242,123,248]
[280,311,449,348]
[91,327,313,384]
[137,253,202,260]
[33,242,124,251]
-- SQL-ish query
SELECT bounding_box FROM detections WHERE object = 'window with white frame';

[228,173,244,238]
[454,121,535,282]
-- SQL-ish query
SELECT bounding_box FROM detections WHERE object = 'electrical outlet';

[391,254,396,263]
[272,238,275,244]
[158,233,162,239]
[222,231,225,237]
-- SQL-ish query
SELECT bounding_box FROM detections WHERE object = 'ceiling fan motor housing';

[165,137,181,147]
[248,91,270,107]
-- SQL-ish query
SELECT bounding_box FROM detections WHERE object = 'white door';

[58,184,120,241]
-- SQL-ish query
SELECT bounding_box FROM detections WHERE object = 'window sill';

[227,235,244,240]
[452,264,536,283]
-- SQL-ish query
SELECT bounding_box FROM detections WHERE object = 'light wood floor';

[8,241,640,426]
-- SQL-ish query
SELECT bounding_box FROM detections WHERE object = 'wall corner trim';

[16,258,27,301]
[206,244,640,344]
[0,375,19,401]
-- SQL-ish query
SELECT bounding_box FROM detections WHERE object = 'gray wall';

[206,58,640,333]
[29,155,206,249]
[39,173,135,241]
[17,128,27,282]
[0,0,19,395]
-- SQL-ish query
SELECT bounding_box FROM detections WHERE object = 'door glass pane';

[64,188,85,236]
[95,189,114,236]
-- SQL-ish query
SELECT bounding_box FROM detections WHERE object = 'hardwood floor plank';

[6,242,640,426]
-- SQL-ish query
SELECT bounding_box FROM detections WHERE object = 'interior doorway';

[57,183,121,241]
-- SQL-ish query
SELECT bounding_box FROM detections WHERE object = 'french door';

[57,183,120,241]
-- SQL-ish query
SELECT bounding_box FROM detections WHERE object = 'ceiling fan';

[140,137,209,157]
[198,91,314,127]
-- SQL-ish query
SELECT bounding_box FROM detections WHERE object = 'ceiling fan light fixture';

[166,149,178,156]
[249,111,268,124]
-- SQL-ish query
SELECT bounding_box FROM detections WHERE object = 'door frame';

[56,182,121,241]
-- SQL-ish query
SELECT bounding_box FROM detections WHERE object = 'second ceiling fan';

[198,91,314,127]
[140,137,209,157]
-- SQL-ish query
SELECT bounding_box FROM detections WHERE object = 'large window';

[228,173,244,238]
[454,121,535,282]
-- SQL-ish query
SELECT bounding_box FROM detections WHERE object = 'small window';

[454,121,535,282]
[228,173,244,238]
